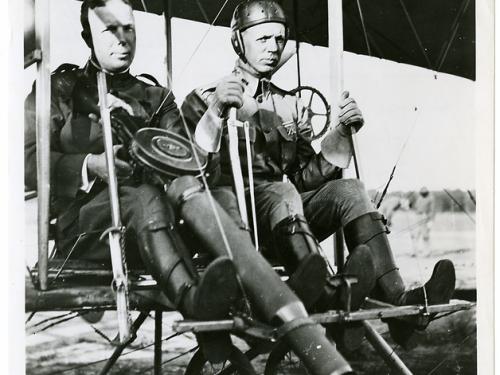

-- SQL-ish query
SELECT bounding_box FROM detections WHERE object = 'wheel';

[289,86,331,140]
[264,340,310,375]
[185,345,257,375]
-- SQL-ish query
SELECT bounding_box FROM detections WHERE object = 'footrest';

[326,274,358,288]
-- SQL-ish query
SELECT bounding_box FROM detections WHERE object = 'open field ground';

[25,202,476,374]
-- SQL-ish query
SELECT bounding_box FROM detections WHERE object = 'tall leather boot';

[137,225,239,320]
[273,215,376,353]
[272,215,328,309]
[273,215,375,312]
[136,202,240,364]
[344,212,456,347]
[132,184,239,320]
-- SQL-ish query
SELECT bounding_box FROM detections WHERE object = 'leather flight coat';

[24,61,184,236]
[181,64,342,193]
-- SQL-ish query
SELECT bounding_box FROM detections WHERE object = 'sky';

[24,0,476,192]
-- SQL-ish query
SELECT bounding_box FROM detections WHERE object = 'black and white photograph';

[12,0,494,374]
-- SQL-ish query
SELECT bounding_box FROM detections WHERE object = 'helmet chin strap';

[90,55,131,75]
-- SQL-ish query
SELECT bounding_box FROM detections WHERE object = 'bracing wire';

[426,328,476,375]
[31,313,82,334]
[148,346,198,371]
[376,107,420,208]
[443,188,475,224]
[28,311,79,330]
[435,0,471,71]
[195,0,211,24]
[355,0,372,56]
[25,312,36,324]
[177,111,234,261]
[398,0,433,70]
[153,0,232,116]
[27,309,107,334]
[178,112,254,314]
[50,332,184,374]
[403,209,428,307]
[90,324,114,344]
[467,190,476,206]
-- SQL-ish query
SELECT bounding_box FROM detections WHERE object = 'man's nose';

[115,27,127,44]
[266,38,279,52]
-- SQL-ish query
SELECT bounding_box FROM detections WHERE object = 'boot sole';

[194,257,239,321]
[329,244,376,352]
[388,259,456,349]
[424,259,456,306]
[341,244,376,311]
[287,253,327,309]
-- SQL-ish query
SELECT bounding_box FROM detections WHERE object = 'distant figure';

[411,187,436,255]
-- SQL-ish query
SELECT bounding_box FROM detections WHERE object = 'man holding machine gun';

[25,0,360,373]
[24,0,240,324]
[181,0,456,348]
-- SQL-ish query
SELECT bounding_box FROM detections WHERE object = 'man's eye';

[124,25,135,32]
[104,26,117,32]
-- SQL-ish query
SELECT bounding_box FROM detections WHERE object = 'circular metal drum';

[130,128,207,184]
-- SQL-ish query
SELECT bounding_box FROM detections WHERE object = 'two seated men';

[25,0,456,372]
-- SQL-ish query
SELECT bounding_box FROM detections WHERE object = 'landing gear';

[185,345,257,375]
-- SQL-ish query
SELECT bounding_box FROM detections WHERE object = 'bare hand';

[211,75,245,117]
[338,91,364,134]
[87,145,133,183]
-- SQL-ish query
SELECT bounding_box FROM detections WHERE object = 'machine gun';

[72,77,208,189]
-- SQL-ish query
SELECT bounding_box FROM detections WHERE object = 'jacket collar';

[234,59,272,99]
[83,59,134,89]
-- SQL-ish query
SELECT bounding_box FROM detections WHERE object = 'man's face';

[241,22,286,75]
[88,0,136,73]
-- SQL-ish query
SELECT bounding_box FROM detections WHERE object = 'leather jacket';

[181,61,342,192]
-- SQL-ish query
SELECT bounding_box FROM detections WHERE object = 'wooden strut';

[35,0,51,291]
[173,300,474,335]
[363,320,413,375]
[154,311,163,375]
[96,71,132,344]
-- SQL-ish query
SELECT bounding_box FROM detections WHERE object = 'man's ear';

[81,30,92,48]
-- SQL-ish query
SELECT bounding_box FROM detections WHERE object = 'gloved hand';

[320,91,363,168]
[210,75,245,118]
[337,91,364,135]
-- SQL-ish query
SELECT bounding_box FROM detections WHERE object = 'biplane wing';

[25,0,475,79]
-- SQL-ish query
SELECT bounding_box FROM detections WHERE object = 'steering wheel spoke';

[289,86,331,140]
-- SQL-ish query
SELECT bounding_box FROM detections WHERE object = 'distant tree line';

[369,189,476,213]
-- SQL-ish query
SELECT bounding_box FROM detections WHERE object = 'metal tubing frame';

[99,312,150,375]
[35,0,51,291]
